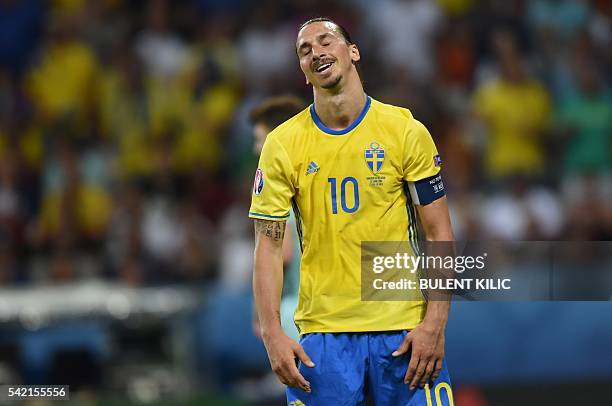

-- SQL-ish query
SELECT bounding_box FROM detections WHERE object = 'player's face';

[253,123,270,154]
[296,22,360,90]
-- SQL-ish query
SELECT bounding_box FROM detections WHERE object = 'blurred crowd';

[0,0,611,288]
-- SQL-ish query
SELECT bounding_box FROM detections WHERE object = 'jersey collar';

[310,95,371,135]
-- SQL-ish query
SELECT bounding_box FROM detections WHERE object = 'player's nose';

[310,54,322,70]
[312,44,326,59]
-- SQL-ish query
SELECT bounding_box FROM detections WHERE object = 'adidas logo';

[306,161,320,175]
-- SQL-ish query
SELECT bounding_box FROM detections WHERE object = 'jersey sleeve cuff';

[248,211,291,221]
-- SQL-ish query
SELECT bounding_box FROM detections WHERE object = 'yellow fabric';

[249,98,441,334]
[98,70,153,177]
[0,131,6,159]
[39,186,112,237]
[172,83,239,172]
[52,0,84,14]
[147,76,191,136]
[28,41,98,121]
[437,0,475,15]
[173,127,220,173]
[473,79,551,178]
[20,127,45,169]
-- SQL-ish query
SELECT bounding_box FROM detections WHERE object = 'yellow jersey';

[249,96,444,334]
[473,78,551,178]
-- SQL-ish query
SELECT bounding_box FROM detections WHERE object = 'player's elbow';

[423,224,454,242]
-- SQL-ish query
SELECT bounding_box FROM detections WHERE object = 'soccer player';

[250,17,454,405]
[249,95,306,342]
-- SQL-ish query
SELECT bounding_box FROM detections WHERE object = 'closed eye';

[299,46,311,56]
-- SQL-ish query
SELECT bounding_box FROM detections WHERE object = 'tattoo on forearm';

[254,219,286,241]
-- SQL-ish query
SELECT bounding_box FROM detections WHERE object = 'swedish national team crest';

[365,142,385,174]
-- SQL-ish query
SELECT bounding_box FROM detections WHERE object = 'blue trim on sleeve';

[413,174,445,205]
[310,95,371,135]
[249,212,290,219]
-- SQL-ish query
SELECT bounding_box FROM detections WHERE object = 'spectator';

[473,30,552,180]
[135,0,188,80]
[556,60,612,206]
[27,14,98,127]
[238,1,295,92]
[363,0,442,82]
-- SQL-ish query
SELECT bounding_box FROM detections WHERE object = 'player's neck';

[312,77,366,131]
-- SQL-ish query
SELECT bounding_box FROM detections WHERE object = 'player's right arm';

[252,220,295,339]
[250,134,314,392]
[253,218,314,392]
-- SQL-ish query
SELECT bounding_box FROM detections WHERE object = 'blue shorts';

[287,331,453,406]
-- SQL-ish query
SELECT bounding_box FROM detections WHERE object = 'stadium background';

[0,0,611,404]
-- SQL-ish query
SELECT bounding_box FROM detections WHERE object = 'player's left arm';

[394,197,453,389]
[394,118,454,390]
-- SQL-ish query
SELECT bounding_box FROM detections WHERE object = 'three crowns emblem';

[365,141,385,174]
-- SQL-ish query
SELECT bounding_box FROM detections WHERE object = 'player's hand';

[262,329,315,392]
[392,322,445,390]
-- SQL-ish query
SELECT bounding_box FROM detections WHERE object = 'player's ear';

[350,44,361,63]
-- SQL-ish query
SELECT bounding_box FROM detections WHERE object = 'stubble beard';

[320,74,342,90]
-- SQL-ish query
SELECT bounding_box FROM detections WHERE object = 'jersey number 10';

[328,177,360,214]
